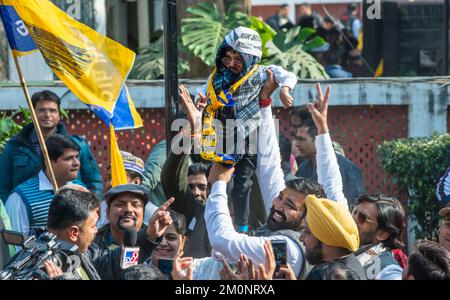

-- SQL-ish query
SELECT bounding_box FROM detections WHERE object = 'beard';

[305,240,324,265]
[267,207,301,232]
[117,213,138,231]
[359,229,377,246]
[195,196,206,207]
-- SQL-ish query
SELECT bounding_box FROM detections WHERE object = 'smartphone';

[271,240,287,271]
[157,258,174,276]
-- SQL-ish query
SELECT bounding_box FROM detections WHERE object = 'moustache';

[270,207,287,222]
[118,214,137,223]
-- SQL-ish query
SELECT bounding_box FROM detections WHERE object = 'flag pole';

[11,54,59,191]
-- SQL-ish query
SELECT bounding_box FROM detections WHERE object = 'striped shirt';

[5,171,83,235]
[436,166,450,206]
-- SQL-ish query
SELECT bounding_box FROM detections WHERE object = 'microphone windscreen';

[123,227,138,247]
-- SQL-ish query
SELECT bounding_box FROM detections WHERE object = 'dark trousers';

[230,154,257,228]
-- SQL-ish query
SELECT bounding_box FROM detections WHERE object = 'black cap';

[105,184,149,206]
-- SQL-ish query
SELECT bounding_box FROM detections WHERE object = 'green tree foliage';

[0,107,30,152]
[181,2,249,67]
[377,134,450,239]
[180,2,328,79]
[264,26,329,79]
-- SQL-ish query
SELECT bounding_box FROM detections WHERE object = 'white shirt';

[5,171,53,235]
[204,106,349,278]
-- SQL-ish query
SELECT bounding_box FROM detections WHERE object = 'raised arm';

[257,69,286,214]
[308,83,348,208]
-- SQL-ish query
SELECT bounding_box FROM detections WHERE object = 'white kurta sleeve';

[257,106,286,214]
[204,180,303,277]
[315,132,348,208]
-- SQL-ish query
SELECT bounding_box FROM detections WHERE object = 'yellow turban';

[305,195,360,252]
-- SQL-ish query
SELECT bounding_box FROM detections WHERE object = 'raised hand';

[172,252,194,280]
[147,197,174,240]
[256,240,276,280]
[279,86,294,108]
[178,84,205,132]
[260,69,278,101]
[208,163,235,186]
[274,263,297,280]
[219,255,256,280]
[307,83,331,134]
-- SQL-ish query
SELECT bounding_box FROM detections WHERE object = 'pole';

[444,0,449,75]
[163,0,178,155]
[12,55,59,191]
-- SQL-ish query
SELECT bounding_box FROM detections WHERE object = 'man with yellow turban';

[300,194,366,279]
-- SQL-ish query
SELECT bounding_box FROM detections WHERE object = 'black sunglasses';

[351,206,377,225]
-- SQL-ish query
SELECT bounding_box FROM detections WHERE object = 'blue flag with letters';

[0,0,38,56]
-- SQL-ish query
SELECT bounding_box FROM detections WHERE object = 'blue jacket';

[0,122,102,201]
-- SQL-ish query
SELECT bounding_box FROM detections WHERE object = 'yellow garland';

[201,65,258,164]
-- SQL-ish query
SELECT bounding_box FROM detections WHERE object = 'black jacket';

[161,145,211,258]
[296,153,366,206]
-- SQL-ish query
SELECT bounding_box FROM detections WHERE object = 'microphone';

[120,227,140,269]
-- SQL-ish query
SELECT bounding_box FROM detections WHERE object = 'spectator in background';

[346,49,365,77]
[98,151,158,227]
[297,3,323,29]
[5,134,85,235]
[353,194,406,280]
[94,184,150,250]
[437,160,450,252]
[324,50,352,78]
[402,240,450,280]
[301,195,366,279]
[265,4,294,32]
[294,112,366,205]
[341,3,362,40]
[0,90,102,200]
[436,166,450,210]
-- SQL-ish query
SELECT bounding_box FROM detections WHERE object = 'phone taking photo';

[271,240,287,271]
[157,258,174,277]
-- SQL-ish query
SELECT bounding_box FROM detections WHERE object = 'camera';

[0,229,79,280]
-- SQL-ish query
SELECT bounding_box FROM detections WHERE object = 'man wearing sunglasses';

[352,195,406,280]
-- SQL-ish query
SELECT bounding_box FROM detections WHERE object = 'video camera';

[0,229,79,280]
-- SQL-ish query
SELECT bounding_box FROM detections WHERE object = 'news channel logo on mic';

[120,247,140,269]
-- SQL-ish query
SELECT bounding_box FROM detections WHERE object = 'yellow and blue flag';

[0,0,37,56]
[91,85,143,130]
[11,0,136,123]
[2,0,145,185]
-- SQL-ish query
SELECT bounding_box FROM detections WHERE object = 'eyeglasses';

[221,56,243,68]
[351,206,377,225]
[36,108,59,115]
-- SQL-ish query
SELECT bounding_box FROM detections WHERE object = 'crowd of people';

[0,20,449,282]
[265,3,366,78]
[0,78,448,280]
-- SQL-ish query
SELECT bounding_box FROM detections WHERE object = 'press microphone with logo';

[120,227,140,269]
